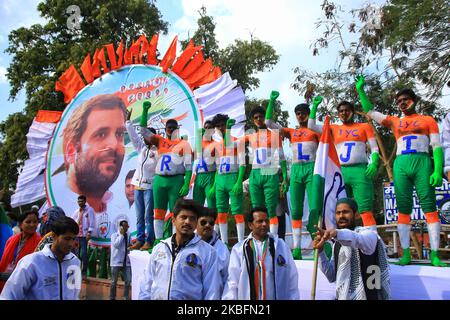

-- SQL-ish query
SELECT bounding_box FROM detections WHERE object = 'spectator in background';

[0,205,13,259]
[35,206,66,252]
[71,195,95,277]
[110,220,132,300]
[125,107,157,252]
[1,216,81,300]
[0,211,41,292]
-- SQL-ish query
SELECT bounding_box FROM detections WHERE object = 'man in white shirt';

[222,206,299,300]
[313,198,390,300]
[110,220,132,300]
[71,195,95,276]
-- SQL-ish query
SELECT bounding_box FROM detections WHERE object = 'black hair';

[173,199,203,218]
[204,120,213,128]
[78,195,86,201]
[119,220,128,227]
[51,216,79,236]
[294,103,310,114]
[250,106,266,119]
[336,198,359,214]
[396,88,417,103]
[199,207,218,221]
[166,119,178,128]
[211,114,229,127]
[147,127,157,134]
[337,101,355,112]
[18,211,39,224]
[125,169,135,181]
[247,206,268,223]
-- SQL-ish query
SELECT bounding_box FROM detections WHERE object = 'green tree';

[182,6,280,92]
[0,0,168,194]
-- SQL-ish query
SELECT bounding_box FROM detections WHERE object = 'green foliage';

[0,0,168,193]
[182,6,279,92]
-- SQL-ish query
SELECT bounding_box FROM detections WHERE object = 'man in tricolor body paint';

[207,114,245,244]
[192,120,217,210]
[355,75,446,267]
[238,93,289,236]
[265,91,321,259]
[308,97,380,230]
[140,102,193,241]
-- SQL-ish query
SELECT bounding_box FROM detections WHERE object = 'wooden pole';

[310,212,323,300]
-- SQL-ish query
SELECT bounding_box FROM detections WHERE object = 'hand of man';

[429,172,443,187]
[126,108,132,121]
[179,184,190,197]
[355,75,366,91]
[231,181,243,195]
[270,90,280,101]
[312,225,337,251]
[365,162,377,178]
[312,95,323,107]
[143,101,152,112]
[226,118,236,130]
[207,185,216,199]
[281,179,289,194]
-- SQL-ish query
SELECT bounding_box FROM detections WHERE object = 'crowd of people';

[0,75,449,300]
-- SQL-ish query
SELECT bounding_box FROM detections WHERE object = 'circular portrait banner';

[46,65,201,246]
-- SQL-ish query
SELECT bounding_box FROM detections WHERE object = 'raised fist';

[270,90,280,101]
[312,96,323,107]
[355,75,366,91]
[226,118,236,129]
[143,101,152,111]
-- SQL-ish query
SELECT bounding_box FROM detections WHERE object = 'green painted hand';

[179,184,190,197]
[231,181,243,195]
[429,172,443,187]
[226,118,236,129]
[281,179,289,193]
[312,96,323,107]
[143,101,152,111]
[365,163,378,178]
[270,90,280,101]
[207,185,216,199]
[355,75,366,92]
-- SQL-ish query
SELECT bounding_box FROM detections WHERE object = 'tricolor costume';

[265,92,321,259]
[210,119,245,244]
[308,99,379,229]
[140,102,193,240]
[355,75,446,267]
[193,128,216,209]
[240,94,288,236]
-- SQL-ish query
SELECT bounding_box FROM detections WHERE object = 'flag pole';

[310,212,322,300]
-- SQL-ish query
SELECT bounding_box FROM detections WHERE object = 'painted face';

[173,209,197,237]
[165,122,178,137]
[396,94,415,113]
[249,211,269,240]
[73,108,125,197]
[53,232,78,256]
[20,213,38,236]
[215,121,227,136]
[338,104,354,123]
[335,203,356,230]
[125,178,135,205]
[196,216,215,241]
[252,112,265,129]
[296,110,310,125]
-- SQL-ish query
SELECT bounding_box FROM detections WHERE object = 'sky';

[0,0,422,127]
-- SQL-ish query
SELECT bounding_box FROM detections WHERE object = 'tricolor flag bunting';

[307,116,347,233]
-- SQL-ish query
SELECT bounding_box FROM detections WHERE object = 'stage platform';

[129,250,450,300]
